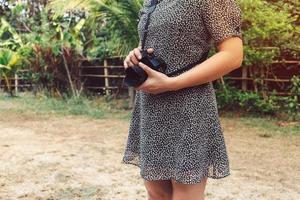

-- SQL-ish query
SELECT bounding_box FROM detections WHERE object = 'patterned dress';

[122,0,243,184]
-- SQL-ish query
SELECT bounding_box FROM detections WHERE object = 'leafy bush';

[215,78,300,121]
[280,76,300,120]
[215,83,279,115]
[238,0,300,94]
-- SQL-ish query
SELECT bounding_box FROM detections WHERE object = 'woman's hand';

[123,47,175,94]
[124,46,153,69]
[124,46,142,69]
[135,62,176,95]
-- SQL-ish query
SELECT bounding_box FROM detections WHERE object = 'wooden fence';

[1,58,299,104]
[78,58,126,95]
[225,59,300,96]
[78,57,300,96]
[0,70,31,93]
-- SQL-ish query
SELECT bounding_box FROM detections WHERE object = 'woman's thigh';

[144,179,173,200]
[171,178,208,200]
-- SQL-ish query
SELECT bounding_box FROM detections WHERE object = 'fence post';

[15,73,19,95]
[242,66,247,91]
[128,87,135,109]
[104,59,109,95]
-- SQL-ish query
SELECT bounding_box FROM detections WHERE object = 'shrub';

[215,80,299,119]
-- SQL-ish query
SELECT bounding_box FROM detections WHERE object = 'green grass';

[0,92,132,120]
[239,116,300,136]
[0,92,299,135]
[220,111,300,136]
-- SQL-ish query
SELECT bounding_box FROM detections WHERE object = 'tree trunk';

[61,46,77,98]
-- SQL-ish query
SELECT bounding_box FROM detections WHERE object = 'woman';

[122,0,243,199]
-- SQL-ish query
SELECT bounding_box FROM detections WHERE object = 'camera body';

[123,50,166,87]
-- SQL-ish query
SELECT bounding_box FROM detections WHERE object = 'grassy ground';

[1,92,299,135]
[0,92,300,200]
[0,92,131,120]
[220,111,300,136]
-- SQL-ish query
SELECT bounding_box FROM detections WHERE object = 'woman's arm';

[136,36,243,94]
[170,36,243,91]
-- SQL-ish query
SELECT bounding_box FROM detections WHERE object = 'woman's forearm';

[170,49,243,91]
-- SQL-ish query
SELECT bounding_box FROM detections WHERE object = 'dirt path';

[0,112,299,200]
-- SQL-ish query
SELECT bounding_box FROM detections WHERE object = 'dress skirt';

[122,81,230,184]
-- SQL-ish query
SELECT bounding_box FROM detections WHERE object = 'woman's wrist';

[166,76,181,91]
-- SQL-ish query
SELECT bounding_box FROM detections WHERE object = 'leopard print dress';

[122,0,243,184]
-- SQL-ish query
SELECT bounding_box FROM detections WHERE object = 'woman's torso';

[138,0,212,75]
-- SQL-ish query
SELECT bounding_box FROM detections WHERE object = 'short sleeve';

[201,0,243,46]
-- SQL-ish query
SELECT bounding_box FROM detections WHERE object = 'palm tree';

[48,0,143,57]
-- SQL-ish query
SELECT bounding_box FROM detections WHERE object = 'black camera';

[123,50,167,87]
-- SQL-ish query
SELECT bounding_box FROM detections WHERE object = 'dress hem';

[121,158,230,185]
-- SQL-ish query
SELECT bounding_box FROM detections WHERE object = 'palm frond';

[48,0,144,57]
[47,0,97,14]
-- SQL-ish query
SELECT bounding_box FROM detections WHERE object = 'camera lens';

[123,66,148,87]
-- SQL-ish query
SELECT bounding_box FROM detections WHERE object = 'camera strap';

[166,50,210,76]
[140,0,159,50]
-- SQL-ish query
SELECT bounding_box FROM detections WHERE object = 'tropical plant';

[0,48,21,96]
[47,0,144,58]
[18,11,86,97]
[0,17,23,50]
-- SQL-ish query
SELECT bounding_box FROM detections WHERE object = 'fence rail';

[226,77,291,83]
[80,74,125,78]
[1,58,299,100]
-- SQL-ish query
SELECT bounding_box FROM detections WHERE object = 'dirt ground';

[0,111,299,200]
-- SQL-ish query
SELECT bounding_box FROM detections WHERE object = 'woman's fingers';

[124,60,128,69]
[124,47,154,69]
[124,56,134,69]
[138,62,155,76]
[134,48,142,60]
[147,48,154,54]
[129,50,139,65]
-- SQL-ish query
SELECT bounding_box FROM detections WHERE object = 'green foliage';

[47,0,97,15]
[216,83,279,115]
[0,48,22,95]
[48,0,143,58]
[240,0,299,49]
[215,79,299,121]
[0,49,20,70]
[281,76,300,121]
[237,0,299,94]
[214,0,300,116]
[290,75,300,95]
[0,17,23,50]
[236,91,279,114]
[9,10,86,96]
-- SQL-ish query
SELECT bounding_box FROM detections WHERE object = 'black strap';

[141,0,158,50]
[166,51,210,76]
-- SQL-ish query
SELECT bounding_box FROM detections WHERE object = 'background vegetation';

[0,0,299,121]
